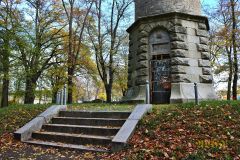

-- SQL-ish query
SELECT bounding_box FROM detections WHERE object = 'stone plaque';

[149,30,170,54]
[152,43,170,54]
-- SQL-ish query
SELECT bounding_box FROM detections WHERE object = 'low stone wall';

[111,104,152,151]
[14,105,67,141]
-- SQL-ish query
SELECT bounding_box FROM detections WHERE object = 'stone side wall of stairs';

[15,104,152,152]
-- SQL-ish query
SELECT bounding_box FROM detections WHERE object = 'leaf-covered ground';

[0,104,50,135]
[102,101,240,159]
[0,101,240,159]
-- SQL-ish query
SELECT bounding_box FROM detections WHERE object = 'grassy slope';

[0,104,50,135]
[102,100,240,159]
[68,103,135,111]
[0,101,239,159]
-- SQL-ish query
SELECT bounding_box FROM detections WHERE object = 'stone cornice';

[127,12,210,33]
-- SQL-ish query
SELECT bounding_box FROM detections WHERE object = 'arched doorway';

[149,29,171,104]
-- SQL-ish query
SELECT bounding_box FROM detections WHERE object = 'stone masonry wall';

[125,14,213,101]
[135,0,201,19]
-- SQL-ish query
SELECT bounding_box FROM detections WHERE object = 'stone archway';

[149,29,171,104]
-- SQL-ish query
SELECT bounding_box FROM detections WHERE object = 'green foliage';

[0,104,50,135]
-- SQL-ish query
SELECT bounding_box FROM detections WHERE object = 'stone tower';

[124,0,217,103]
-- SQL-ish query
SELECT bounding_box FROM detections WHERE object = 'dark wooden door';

[150,58,171,104]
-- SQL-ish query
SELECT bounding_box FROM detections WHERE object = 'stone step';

[32,131,112,146]
[59,111,131,119]
[24,140,110,152]
[42,124,120,136]
[51,117,126,127]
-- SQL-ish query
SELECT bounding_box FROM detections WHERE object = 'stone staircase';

[24,110,131,152]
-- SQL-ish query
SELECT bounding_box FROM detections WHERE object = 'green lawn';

[68,103,135,111]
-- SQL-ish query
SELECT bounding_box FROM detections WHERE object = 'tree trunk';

[95,88,99,100]
[105,84,112,103]
[24,78,37,104]
[1,74,9,108]
[67,67,74,104]
[227,47,233,100]
[67,3,74,104]
[52,90,57,104]
[227,72,233,100]
[231,0,238,100]
[1,44,10,108]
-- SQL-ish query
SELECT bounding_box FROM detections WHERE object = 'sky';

[201,0,218,8]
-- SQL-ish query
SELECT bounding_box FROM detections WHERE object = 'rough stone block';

[202,67,212,75]
[137,68,148,77]
[171,49,188,57]
[149,24,156,30]
[137,53,148,61]
[171,66,186,74]
[199,59,211,67]
[198,23,207,30]
[188,50,202,59]
[185,66,203,75]
[139,38,148,45]
[173,26,187,34]
[156,21,168,28]
[139,30,148,37]
[188,43,197,51]
[181,20,198,29]
[172,19,183,26]
[171,57,189,66]
[170,33,186,42]
[188,59,199,67]
[138,24,145,32]
[171,42,188,50]
[167,19,182,27]
[171,74,191,83]
[135,76,147,85]
[201,52,210,60]
[197,44,209,52]
[200,75,213,83]
[187,28,196,36]
[200,37,209,45]
[187,35,200,43]
[143,24,152,33]
[137,60,148,69]
[196,29,209,37]
[137,45,148,55]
